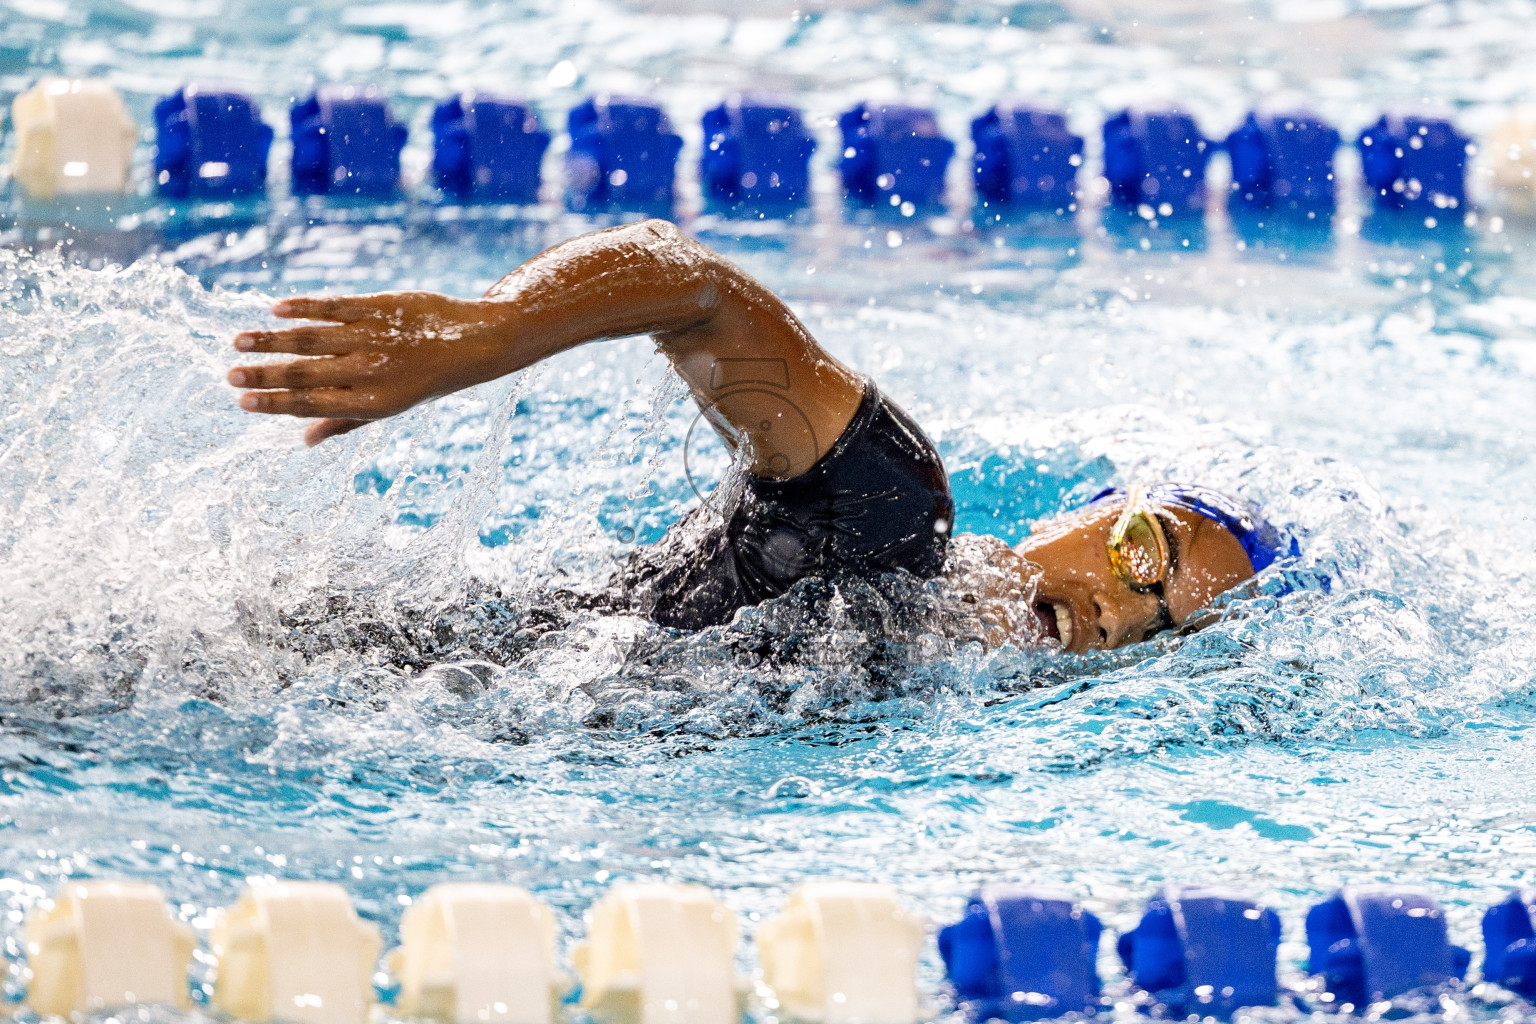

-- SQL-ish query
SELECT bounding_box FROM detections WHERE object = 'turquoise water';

[3,0,1536,1017]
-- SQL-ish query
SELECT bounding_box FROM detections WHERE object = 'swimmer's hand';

[230,293,520,446]
[230,220,864,461]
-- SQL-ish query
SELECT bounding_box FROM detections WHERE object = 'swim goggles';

[1106,485,1171,589]
[1089,483,1290,574]
[1106,485,1176,634]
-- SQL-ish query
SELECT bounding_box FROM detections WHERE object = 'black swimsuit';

[611,380,954,629]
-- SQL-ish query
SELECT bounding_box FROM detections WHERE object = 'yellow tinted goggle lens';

[1108,510,1169,588]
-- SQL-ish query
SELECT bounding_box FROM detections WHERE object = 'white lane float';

[25,880,195,1015]
[390,882,566,1024]
[574,882,741,1024]
[211,881,382,1024]
[1488,108,1536,208]
[758,881,925,1024]
[10,78,138,201]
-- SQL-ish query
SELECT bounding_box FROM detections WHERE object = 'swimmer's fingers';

[228,354,371,391]
[272,295,394,323]
[234,325,360,356]
[237,387,390,419]
[304,418,369,447]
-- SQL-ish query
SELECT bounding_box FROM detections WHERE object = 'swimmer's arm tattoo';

[229,219,864,474]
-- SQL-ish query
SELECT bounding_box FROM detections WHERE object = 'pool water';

[2,0,1536,1018]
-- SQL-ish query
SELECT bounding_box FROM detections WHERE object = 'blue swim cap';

[1087,483,1294,573]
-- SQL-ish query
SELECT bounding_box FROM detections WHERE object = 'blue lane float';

[1225,110,1340,212]
[152,88,273,200]
[13,873,1536,1021]
[8,73,1519,232]
[290,86,407,198]
[1102,108,1211,216]
[1306,887,1470,1008]
[565,95,684,214]
[1481,889,1536,997]
[939,886,1103,1021]
[430,93,550,204]
[1357,113,1471,212]
[838,102,955,208]
[970,103,1083,214]
[700,95,816,212]
[1117,885,1281,1016]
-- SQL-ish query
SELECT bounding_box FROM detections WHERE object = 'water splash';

[3,251,1530,762]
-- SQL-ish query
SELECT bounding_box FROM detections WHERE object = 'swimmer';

[230,220,1281,651]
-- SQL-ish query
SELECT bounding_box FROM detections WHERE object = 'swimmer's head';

[1016,483,1286,652]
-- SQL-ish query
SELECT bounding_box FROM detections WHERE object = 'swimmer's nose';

[1090,593,1146,649]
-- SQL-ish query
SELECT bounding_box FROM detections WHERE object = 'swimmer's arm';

[229,219,864,474]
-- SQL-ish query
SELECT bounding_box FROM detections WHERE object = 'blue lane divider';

[1225,110,1340,212]
[699,95,816,212]
[1481,889,1536,997]
[1117,885,1281,1016]
[939,886,1103,1021]
[970,103,1083,213]
[6,75,1520,232]
[430,93,550,204]
[1102,108,1211,216]
[564,95,683,214]
[290,87,407,198]
[18,873,1536,1020]
[1357,113,1471,212]
[1306,887,1470,1008]
[153,88,273,199]
[838,102,955,208]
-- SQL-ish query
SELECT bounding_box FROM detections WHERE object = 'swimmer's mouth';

[1032,601,1074,649]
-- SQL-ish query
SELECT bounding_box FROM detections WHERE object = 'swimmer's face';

[1015,501,1255,652]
